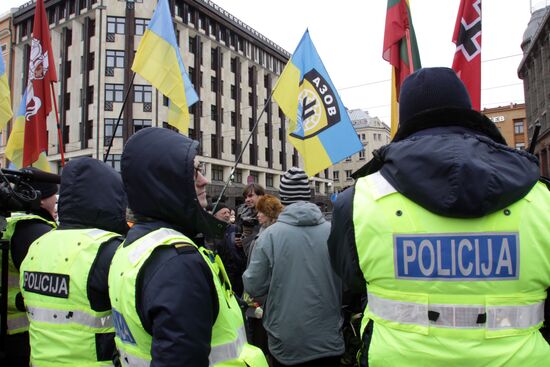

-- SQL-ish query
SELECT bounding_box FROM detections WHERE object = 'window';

[106,50,124,68]
[515,142,526,150]
[230,85,236,100]
[249,171,259,183]
[211,104,217,121]
[231,112,236,127]
[230,57,237,73]
[211,165,224,181]
[345,170,353,181]
[107,17,125,34]
[266,173,274,188]
[345,156,352,162]
[359,149,366,160]
[211,76,217,91]
[211,47,217,70]
[105,84,124,102]
[134,85,152,103]
[105,154,122,171]
[189,36,196,54]
[514,120,524,134]
[133,119,152,133]
[234,169,243,184]
[104,118,123,146]
[135,18,149,36]
[333,171,339,181]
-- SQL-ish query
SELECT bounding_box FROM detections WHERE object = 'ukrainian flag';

[5,90,50,171]
[273,30,363,176]
[0,54,12,129]
[131,0,198,134]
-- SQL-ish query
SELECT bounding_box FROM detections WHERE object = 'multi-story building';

[0,10,15,149]
[518,6,550,176]
[482,103,528,150]
[4,0,332,207]
[331,109,390,192]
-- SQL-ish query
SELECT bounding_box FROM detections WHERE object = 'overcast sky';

[0,0,541,124]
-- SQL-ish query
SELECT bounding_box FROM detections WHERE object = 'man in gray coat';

[243,167,344,367]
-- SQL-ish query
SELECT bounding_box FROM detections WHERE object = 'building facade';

[3,0,332,207]
[0,10,15,150]
[482,103,528,150]
[518,6,550,177]
[331,109,390,192]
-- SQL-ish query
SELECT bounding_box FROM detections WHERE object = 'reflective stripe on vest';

[7,315,29,330]
[117,318,247,367]
[119,351,149,367]
[368,292,544,330]
[128,228,183,264]
[209,325,247,366]
[27,306,113,329]
[369,171,397,199]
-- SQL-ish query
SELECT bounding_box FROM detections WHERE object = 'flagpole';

[212,91,275,213]
[405,28,415,73]
[50,82,65,166]
[104,71,137,162]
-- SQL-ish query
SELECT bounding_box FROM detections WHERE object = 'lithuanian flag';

[383,0,421,137]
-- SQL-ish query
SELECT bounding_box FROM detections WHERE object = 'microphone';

[1,168,61,184]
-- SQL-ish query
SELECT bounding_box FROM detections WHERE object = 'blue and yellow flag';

[6,90,50,171]
[0,54,12,129]
[273,30,363,176]
[131,0,198,134]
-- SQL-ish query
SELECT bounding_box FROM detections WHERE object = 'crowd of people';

[1,67,550,367]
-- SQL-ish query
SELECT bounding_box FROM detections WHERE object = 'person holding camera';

[19,158,128,367]
[209,203,246,297]
[236,184,265,259]
[1,168,57,367]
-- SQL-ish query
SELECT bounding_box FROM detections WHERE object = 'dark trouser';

[2,332,31,367]
[272,355,342,367]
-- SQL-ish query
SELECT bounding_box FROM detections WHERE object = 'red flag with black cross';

[452,0,481,111]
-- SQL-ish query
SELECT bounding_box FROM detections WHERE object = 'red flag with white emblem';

[22,0,57,167]
[452,0,481,111]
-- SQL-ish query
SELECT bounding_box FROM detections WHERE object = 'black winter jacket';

[328,126,540,293]
[121,128,226,367]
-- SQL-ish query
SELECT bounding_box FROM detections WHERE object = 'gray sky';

[1,0,537,124]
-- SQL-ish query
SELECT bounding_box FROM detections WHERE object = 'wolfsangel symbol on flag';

[273,30,363,177]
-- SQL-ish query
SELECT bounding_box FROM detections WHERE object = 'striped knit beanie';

[279,167,311,205]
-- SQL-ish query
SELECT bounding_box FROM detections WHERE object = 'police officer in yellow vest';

[19,157,128,366]
[1,168,58,367]
[328,67,550,367]
[109,128,268,366]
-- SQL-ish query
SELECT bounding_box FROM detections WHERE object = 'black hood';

[59,157,128,234]
[121,128,226,238]
[377,127,540,218]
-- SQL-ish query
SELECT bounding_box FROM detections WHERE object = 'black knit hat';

[393,67,506,144]
[26,167,58,199]
[279,167,311,205]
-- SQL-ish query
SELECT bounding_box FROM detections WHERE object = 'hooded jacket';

[57,157,128,311]
[328,126,541,293]
[120,128,226,367]
[243,201,344,365]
